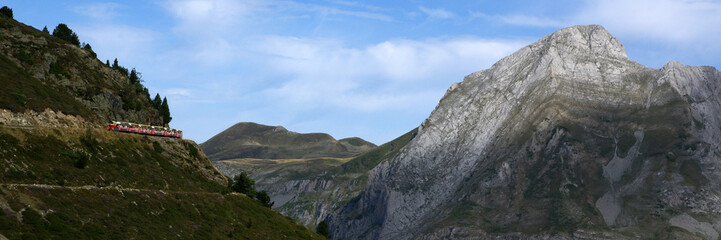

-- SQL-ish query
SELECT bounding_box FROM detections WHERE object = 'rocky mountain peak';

[329,25,721,239]
[540,24,627,61]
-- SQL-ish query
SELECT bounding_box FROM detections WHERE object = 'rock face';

[329,25,721,239]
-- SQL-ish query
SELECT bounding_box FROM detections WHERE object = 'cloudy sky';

[7,0,721,144]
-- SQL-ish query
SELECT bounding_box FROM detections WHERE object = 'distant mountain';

[329,25,721,239]
[213,127,418,228]
[200,122,376,161]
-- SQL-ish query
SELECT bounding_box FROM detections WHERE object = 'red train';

[106,121,183,138]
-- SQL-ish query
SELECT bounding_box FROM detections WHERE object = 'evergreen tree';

[255,191,274,208]
[112,58,119,69]
[106,60,110,66]
[42,26,49,34]
[129,68,139,84]
[230,172,255,198]
[161,97,172,125]
[152,94,162,110]
[0,6,12,19]
[316,221,331,239]
[52,23,80,46]
[82,43,97,58]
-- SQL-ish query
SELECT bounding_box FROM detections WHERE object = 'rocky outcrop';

[0,108,91,128]
[329,25,721,239]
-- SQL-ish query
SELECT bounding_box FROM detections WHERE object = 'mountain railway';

[106,121,182,138]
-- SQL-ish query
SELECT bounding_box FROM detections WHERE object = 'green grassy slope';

[0,127,225,192]
[0,186,320,239]
[336,128,417,174]
[0,125,323,239]
[201,122,376,160]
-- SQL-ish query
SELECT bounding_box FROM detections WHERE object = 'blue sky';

[6,0,721,144]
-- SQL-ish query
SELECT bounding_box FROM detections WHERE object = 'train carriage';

[107,121,182,138]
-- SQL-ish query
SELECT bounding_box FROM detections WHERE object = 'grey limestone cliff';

[329,25,721,239]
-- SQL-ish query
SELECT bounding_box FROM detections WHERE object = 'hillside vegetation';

[0,12,166,125]
[201,122,376,160]
[0,8,322,239]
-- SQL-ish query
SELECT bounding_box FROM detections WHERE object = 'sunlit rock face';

[329,25,721,240]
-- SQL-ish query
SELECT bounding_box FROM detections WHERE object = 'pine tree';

[106,60,110,66]
[52,23,80,46]
[42,26,49,34]
[231,172,256,197]
[129,68,139,84]
[161,97,172,125]
[112,58,119,69]
[0,6,12,19]
[82,43,97,58]
[152,94,162,110]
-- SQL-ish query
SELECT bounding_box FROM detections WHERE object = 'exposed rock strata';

[329,25,721,239]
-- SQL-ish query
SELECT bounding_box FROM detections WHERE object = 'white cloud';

[165,0,393,30]
[73,3,123,20]
[255,36,527,112]
[166,0,250,26]
[574,0,721,45]
[477,0,721,46]
[419,7,455,19]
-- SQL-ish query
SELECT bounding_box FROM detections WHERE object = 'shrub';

[80,128,98,153]
[186,142,198,157]
[153,141,163,153]
[49,61,71,79]
[63,151,90,169]
[255,191,274,208]
[0,6,12,19]
[11,92,26,106]
[15,50,33,64]
[316,220,331,239]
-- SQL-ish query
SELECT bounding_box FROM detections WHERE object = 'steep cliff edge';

[330,25,721,239]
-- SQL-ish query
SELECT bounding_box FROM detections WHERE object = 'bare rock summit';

[329,25,721,240]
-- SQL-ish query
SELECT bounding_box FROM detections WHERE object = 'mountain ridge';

[201,121,376,160]
[329,25,721,239]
